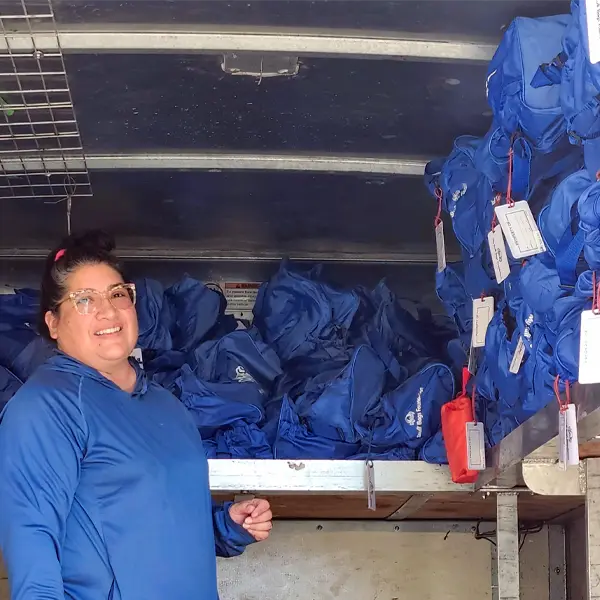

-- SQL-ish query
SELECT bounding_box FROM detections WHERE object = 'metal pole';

[496,492,520,600]
[585,458,600,600]
[548,525,567,600]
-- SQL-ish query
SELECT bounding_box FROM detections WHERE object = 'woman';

[0,231,272,600]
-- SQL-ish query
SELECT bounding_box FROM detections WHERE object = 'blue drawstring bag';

[419,429,447,464]
[0,331,54,382]
[0,288,39,332]
[487,15,570,152]
[355,362,454,451]
[175,364,266,439]
[192,329,282,394]
[294,345,386,444]
[253,263,359,364]
[203,422,273,459]
[134,278,173,351]
[165,276,235,353]
[0,365,22,412]
[273,395,361,459]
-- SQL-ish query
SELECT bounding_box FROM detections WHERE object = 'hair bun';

[65,230,116,254]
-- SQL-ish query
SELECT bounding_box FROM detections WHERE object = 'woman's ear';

[44,310,59,340]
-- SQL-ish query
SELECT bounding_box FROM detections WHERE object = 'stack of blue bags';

[0,266,459,462]
[426,0,600,450]
[5,2,600,463]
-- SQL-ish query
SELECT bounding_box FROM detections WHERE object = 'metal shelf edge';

[207,459,473,493]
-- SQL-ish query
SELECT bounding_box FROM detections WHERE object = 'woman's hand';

[229,498,273,542]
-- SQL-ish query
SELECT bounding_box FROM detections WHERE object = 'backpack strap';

[366,328,407,384]
[531,51,568,88]
[555,227,585,288]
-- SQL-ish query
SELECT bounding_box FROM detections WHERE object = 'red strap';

[506,146,515,208]
[554,376,571,413]
[434,186,443,228]
[593,272,600,315]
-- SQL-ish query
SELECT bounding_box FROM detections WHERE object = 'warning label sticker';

[222,281,262,319]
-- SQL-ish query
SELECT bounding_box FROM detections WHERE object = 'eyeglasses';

[61,283,137,316]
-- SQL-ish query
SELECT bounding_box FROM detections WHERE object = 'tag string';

[491,192,501,231]
[553,376,571,413]
[471,382,477,424]
[506,145,515,208]
[593,272,600,315]
[434,186,443,228]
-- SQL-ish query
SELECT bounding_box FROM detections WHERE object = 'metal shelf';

[207,459,472,494]
[0,0,90,206]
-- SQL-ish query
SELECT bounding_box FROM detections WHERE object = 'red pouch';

[441,367,479,484]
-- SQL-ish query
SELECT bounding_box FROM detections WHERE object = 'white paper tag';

[509,336,526,374]
[466,422,486,471]
[579,310,600,384]
[472,296,494,348]
[487,225,510,283]
[495,201,546,259]
[585,0,600,64]
[129,347,144,369]
[558,405,580,470]
[435,221,447,273]
[365,460,376,511]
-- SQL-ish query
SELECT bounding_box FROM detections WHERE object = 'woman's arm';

[212,498,273,558]
[0,382,86,599]
[211,500,257,558]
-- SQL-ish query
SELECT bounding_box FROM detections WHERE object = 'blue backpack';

[425,136,491,257]
[488,15,570,152]
[537,169,592,287]
[534,2,600,175]
[577,179,600,271]
[253,263,359,365]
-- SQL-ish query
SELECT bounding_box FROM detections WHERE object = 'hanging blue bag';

[487,15,570,152]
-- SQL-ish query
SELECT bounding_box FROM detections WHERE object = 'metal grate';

[0,0,91,220]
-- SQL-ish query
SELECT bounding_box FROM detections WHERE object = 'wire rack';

[0,0,91,219]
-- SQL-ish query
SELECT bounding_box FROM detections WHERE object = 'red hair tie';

[54,249,66,262]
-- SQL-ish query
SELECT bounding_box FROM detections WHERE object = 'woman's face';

[45,263,139,373]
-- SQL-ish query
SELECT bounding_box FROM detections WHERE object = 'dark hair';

[39,230,126,340]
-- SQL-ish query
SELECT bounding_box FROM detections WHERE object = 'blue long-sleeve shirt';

[0,353,255,600]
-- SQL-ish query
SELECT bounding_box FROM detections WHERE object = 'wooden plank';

[579,440,600,459]
[213,492,583,521]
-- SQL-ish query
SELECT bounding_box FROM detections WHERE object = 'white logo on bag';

[234,365,255,384]
[404,387,425,438]
[450,184,467,218]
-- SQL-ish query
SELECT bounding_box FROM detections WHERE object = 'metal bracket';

[221,53,299,78]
